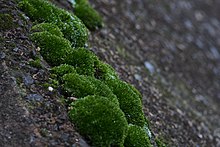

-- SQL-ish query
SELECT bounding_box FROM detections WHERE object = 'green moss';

[29,58,42,68]
[31,31,96,75]
[0,13,15,31]
[51,64,76,79]
[31,23,63,37]
[124,125,151,147]
[20,1,153,145]
[105,79,145,127]
[64,48,97,76]
[42,78,59,90]
[19,0,88,47]
[95,60,119,80]
[62,73,119,105]
[69,95,128,146]
[73,0,103,30]
[127,83,142,101]
[74,0,88,4]
[31,31,72,66]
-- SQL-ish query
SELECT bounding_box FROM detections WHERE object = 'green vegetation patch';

[95,60,119,80]
[105,79,145,127]
[20,0,154,146]
[19,0,88,47]
[64,48,97,76]
[31,23,63,37]
[124,125,151,147]
[29,58,42,68]
[73,0,103,30]
[0,13,16,31]
[62,73,119,105]
[128,83,143,101]
[51,64,76,79]
[69,95,128,146]
[31,31,72,66]
[31,28,96,75]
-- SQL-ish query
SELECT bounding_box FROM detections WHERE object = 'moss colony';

[73,0,103,30]
[124,125,151,147]
[19,0,154,146]
[69,95,128,146]
[19,0,88,47]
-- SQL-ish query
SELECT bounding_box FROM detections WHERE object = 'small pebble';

[36,47,40,51]
[0,52,6,59]
[48,86,54,92]
[144,61,155,74]
[134,74,142,81]
[13,47,19,52]
[23,74,34,86]
[26,94,43,101]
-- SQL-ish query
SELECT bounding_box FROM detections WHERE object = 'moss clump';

[62,73,119,105]
[95,60,119,80]
[31,31,72,66]
[0,13,15,31]
[127,83,143,101]
[69,95,128,146]
[51,64,76,78]
[31,23,63,37]
[73,0,103,30]
[81,59,145,126]
[31,30,96,75]
[105,79,145,127]
[64,48,97,76]
[124,125,151,147]
[19,0,88,47]
[29,58,42,68]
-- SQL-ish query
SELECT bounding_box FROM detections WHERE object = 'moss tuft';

[73,0,103,30]
[105,79,145,127]
[124,125,151,147]
[62,73,119,105]
[31,23,63,37]
[69,95,128,146]
[51,64,76,78]
[127,83,143,101]
[29,58,42,68]
[95,60,119,80]
[31,31,72,66]
[31,30,96,75]
[0,13,16,31]
[19,0,88,47]
[64,48,97,76]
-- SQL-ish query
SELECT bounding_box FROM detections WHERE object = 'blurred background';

[84,0,220,146]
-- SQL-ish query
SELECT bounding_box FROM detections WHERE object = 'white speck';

[134,74,142,81]
[48,86,54,92]
[198,134,203,139]
[36,47,40,51]
[144,61,155,74]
